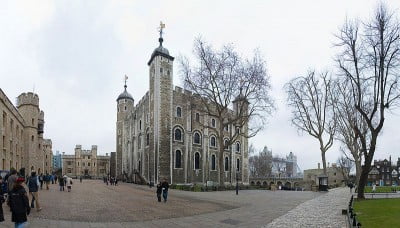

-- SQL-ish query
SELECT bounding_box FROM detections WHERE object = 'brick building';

[0,89,52,175]
[367,157,399,186]
[116,30,249,186]
[62,145,110,178]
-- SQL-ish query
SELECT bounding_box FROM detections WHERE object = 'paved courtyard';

[0,180,350,227]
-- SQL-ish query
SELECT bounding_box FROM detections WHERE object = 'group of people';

[103,176,118,186]
[156,179,169,203]
[57,175,73,192]
[0,169,43,228]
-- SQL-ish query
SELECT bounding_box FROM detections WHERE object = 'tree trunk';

[357,167,370,199]
[321,149,327,175]
[355,159,361,186]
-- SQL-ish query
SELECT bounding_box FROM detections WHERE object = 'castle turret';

[147,22,174,183]
[17,92,41,172]
[116,77,134,178]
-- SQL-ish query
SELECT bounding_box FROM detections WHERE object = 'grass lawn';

[364,186,400,193]
[353,198,400,228]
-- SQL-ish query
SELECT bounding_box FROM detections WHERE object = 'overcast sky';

[1,0,400,171]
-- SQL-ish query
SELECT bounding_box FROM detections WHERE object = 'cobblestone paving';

[0,180,324,227]
[264,187,351,228]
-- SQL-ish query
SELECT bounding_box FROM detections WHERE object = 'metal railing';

[347,195,361,227]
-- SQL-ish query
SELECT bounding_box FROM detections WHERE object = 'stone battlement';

[17,92,39,107]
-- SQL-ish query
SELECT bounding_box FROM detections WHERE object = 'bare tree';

[336,155,354,183]
[285,71,337,175]
[335,4,400,199]
[333,80,368,185]
[179,38,275,186]
[249,146,272,177]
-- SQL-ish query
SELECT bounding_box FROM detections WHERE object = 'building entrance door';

[85,169,89,176]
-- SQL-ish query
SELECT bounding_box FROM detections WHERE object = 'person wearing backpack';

[8,177,30,228]
[27,172,41,212]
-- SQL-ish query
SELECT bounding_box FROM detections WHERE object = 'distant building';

[271,151,300,178]
[0,89,52,174]
[62,145,110,178]
[52,150,62,171]
[367,157,399,186]
[303,163,346,189]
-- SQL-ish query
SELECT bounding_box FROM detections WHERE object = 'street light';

[236,170,239,195]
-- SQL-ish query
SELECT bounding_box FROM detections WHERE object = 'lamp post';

[236,170,239,195]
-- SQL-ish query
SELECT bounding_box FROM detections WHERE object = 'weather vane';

[124,74,128,89]
[159,21,165,38]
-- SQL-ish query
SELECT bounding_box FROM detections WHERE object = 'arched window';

[235,142,240,153]
[146,133,150,146]
[193,132,201,144]
[224,139,229,150]
[138,134,142,149]
[195,152,200,170]
[176,107,182,117]
[236,127,240,134]
[210,136,216,147]
[195,113,200,122]
[225,157,229,171]
[211,119,216,127]
[237,159,240,172]
[139,120,142,130]
[174,128,182,141]
[175,150,182,168]
[211,154,216,170]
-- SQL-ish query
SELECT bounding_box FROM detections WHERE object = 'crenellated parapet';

[17,92,39,107]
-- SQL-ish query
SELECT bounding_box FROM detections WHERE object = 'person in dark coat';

[0,176,5,222]
[156,182,162,202]
[161,179,169,203]
[59,175,64,191]
[8,177,30,227]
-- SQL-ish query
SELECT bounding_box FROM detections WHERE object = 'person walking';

[0,176,5,222]
[161,179,169,203]
[39,174,43,190]
[8,177,30,228]
[54,175,57,184]
[7,169,18,194]
[45,173,50,190]
[58,175,64,191]
[79,176,82,183]
[66,176,73,192]
[27,171,41,211]
[156,182,162,202]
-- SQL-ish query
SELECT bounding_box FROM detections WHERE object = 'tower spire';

[124,75,128,90]
[158,21,165,46]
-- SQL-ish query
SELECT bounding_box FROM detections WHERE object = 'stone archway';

[277,181,282,190]
[256,181,261,186]
[284,182,291,190]
[294,182,300,190]
[250,181,255,186]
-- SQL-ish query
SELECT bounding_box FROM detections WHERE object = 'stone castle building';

[116,30,249,186]
[0,89,53,175]
[62,145,110,178]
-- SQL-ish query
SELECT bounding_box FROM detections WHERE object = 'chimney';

[318,163,320,169]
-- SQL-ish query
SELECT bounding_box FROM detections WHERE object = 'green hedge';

[170,184,260,192]
[364,186,400,193]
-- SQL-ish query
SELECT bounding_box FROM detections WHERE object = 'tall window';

[193,132,201,144]
[224,139,229,150]
[174,128,182,141]
[211,154,216,170]
[237,159,240,171]
[195,152,200,170]
[225,157,229,171]
[175,150,182,168]
[211,119,216,127]
[210,136,216,147]
[235,142,240,153]
[139,120,142,130]
[195,113,200,122]
[146,133,150,146]
[176,107,182,117]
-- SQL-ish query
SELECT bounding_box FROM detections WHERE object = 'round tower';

[116,79,134,179]
[17,92,41,172]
